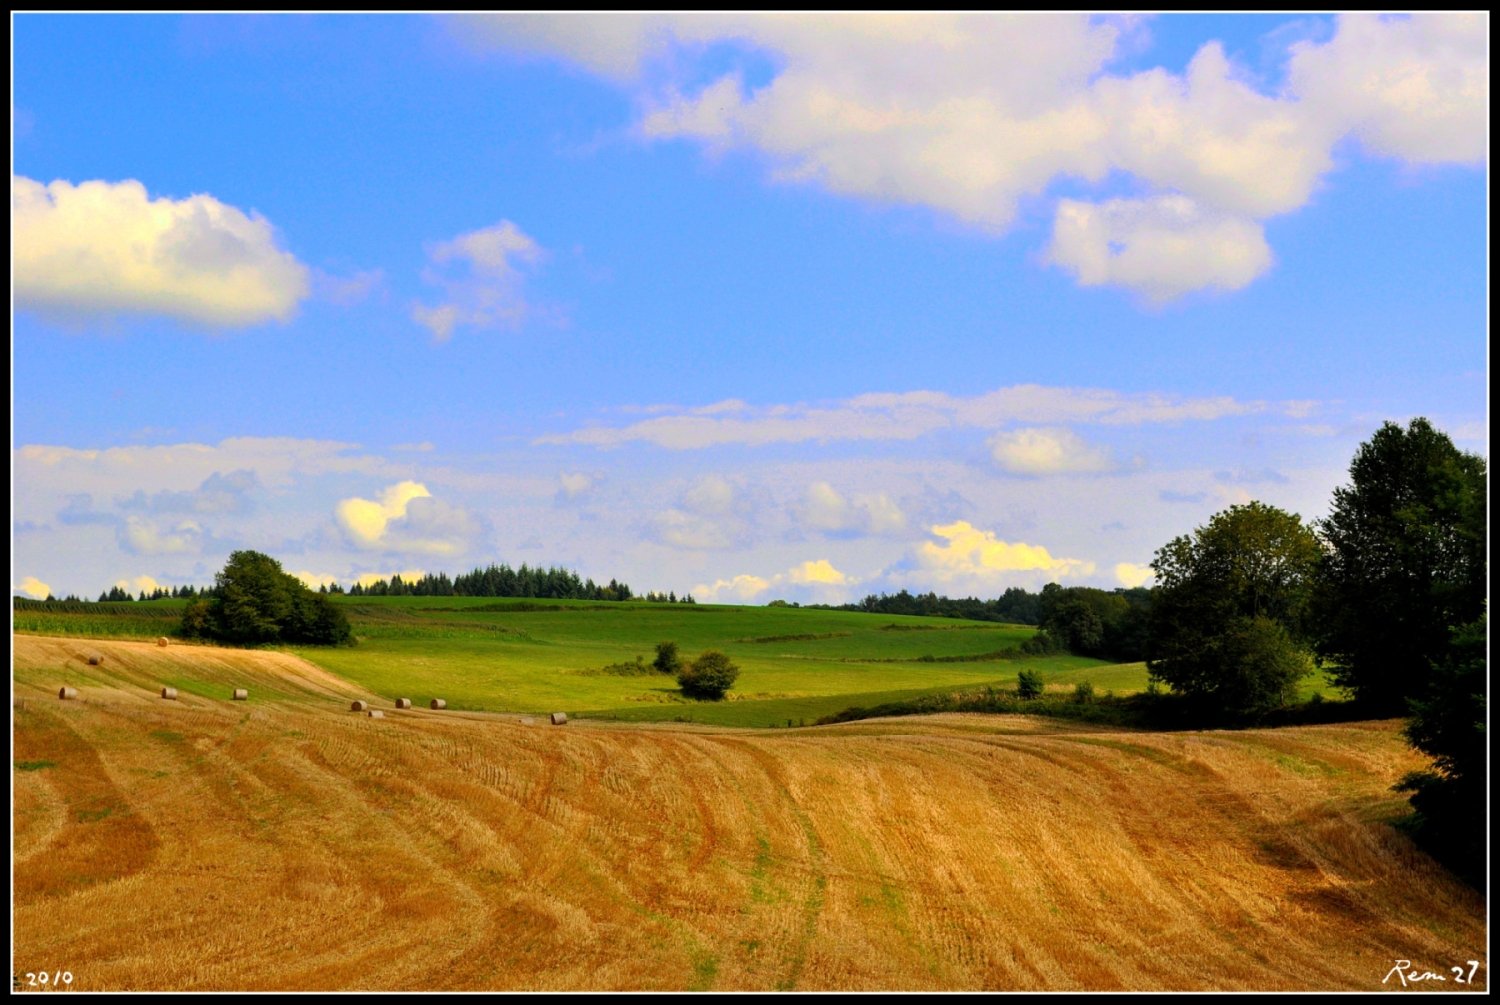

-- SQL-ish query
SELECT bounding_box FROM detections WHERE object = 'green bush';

[1072,681,1095,704]
[1017,668,1044,700]
[678,650,740,700]
[653,640,682,675]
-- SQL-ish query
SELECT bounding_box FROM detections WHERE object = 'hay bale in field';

[367,709,384,719]
[86,653,104,666]
[430,698,447,710]
[550,712,568,726]
[232,688,248,701]
[394,698,412,709]
[156,636,170,647]
[58,686,79,700]
[351,700,369,712]
[160,687,178,700]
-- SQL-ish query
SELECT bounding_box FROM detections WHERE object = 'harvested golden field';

[12,636,1487,992]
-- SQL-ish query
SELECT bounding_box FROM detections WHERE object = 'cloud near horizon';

[335,481,481,556]
[695,557,854,603]
[915,520,1096,588]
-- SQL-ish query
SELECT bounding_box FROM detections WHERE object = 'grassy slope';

[12,635,1485,992]
[292,598,1113,726]
[13,598,1347,726]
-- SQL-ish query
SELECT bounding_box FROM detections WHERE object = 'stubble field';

[11,635,1486,992]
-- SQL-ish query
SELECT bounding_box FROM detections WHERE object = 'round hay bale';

[156,636,170,647]
[430,698,447,710]
[58,686,79,700]
[394,698,412,709]
[351,700,369,712]
[86,653,104,666]
[550,712,568,726]
[366,709,385,719]
[232,688,249,701]
[160,686,178,700]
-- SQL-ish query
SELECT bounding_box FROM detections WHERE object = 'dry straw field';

[12,635,1487,991]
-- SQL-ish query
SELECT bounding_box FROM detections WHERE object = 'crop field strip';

[12,636,1485,991]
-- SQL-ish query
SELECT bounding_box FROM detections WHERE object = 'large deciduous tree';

[182,550,353,646]
[1311,418,1486,713]
[1146,501,1322,717]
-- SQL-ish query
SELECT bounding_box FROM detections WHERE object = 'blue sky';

[12,13,1488,603]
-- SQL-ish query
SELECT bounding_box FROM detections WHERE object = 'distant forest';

[76,563,679,605]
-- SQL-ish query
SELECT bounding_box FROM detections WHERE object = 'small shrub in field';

[1073,681,1095,704]
[653,641,682,675]
[678,650,740,700]
[1017,669,1044,700]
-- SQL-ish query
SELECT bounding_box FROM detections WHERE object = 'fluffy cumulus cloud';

[15,576,52,599]
[335,481,480,556]
[115,574,165,596]
[120,516,205,555]
[1114,562,1154,588]
[652,475,753,550]
[989,426,1116,475]
[411,219,544,341]
[1045,196,1273,304]
[915,520,1095,588]
[292,570,342,591]
[470,12,1487,300]
[694,572,774,604]
[787,558,849,586]
[1288,12,1488,165]
[12,175,309,326]
[543,383,1275,450]
[798,481,907,535]
[695,558,854,603]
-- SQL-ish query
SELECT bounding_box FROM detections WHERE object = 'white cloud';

[292,570,342,591]
[1114,562,1154,588]
[542,383,1276,450]
[798,481,907,535]
[471,12,1486,299]
[336,481,433,546]
[120,516,204,555]
[1046,196,1273,303]
[16,437,386,496]
[558,471,597,498]
[12,175,309,326]
[694,572,773,603]
[915,520,1095,588]
[801,481,853,531]
[411,220,543,341]
[787,558,849,586]
[654,509,734,551]
[858,492,907,535]
[15,576,52,599]
[682,474,737,515]
[335,481,480,556]
[694,557,854,603]
[1289,12,1489,165]
[114,574,164,596]
[989,426,1115,475]
[353,569,428,588]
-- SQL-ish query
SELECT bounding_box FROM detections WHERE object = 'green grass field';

[12,595,1347,727]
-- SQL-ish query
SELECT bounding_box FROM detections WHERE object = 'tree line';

[1142,418,1484,880]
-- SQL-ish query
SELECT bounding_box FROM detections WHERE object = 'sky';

[11,13,1489,605]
